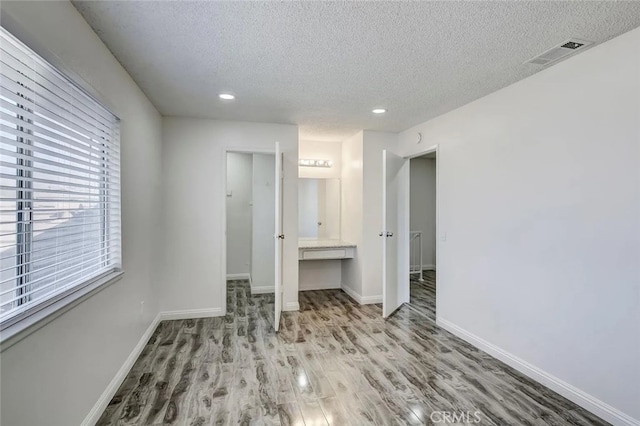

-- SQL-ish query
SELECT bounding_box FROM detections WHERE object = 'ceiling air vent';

[526,38,593,67]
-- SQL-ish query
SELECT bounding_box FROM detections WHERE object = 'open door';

[274,142,283,331]
[382,149,410,318]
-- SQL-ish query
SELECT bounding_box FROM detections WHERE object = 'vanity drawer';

[302,249,346,260]
[298,246,355,260]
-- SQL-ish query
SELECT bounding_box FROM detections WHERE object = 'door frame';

[404,144,440,314]
[222,146,276,317]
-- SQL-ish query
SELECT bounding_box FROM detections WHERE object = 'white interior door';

[274,142,283,331]
[382,149,410,318]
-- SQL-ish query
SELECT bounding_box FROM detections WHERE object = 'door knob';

[277,234,285,239]
[386,232,394,237]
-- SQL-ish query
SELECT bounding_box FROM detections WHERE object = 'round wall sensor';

[417,132,422,144]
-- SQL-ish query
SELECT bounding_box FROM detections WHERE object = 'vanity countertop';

[298,239,356,249]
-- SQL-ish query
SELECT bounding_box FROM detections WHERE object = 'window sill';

[0,270,124,352]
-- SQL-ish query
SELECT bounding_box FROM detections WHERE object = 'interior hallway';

[97,277,607,425]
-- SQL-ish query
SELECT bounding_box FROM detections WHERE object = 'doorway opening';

[225,151,277,330]
[381,145,438,320]
[408,151,437,321]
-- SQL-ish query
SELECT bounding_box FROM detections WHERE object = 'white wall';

[399,27,640,424]
[299,260,342,291]
[226,152,253,276]
[161,118,299,313]
[251,154,276,291]
[0,2,163,425]
[340,132,364,295]
[410,158,436,268]
[299,140,342,178]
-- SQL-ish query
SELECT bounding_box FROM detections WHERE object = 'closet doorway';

[224,145,283,332]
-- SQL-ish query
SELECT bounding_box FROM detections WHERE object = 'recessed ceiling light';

[219,93,235,100]
[372,108,387,114]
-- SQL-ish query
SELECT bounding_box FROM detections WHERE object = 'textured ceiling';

[72,1,640,141]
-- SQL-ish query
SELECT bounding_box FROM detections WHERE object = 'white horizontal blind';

[0,28,121,326]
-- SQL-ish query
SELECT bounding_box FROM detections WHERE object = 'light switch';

[441,232,447,242]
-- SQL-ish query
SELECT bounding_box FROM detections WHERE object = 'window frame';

[0,27,123,347]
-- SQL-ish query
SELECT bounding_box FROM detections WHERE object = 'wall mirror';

[298,178,341,240]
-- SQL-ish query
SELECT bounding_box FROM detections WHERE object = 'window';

[0,28,121,330]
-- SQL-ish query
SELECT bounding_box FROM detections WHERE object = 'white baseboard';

[299,283,341,291]
[226,273,251,281]
[340,284,360,303]
[159,307,223,321]
[251,286,274,294]
[284,302,299,311]
[340,285,382,305]
[436,317,639,426]
[81,312,161,426]
[361,294,383,304]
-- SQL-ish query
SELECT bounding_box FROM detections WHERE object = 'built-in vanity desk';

[298,239,355,260]
[297,174,355,290]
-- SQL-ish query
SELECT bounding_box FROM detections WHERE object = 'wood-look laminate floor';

[97,278,607,425]
[409,270,436,321]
